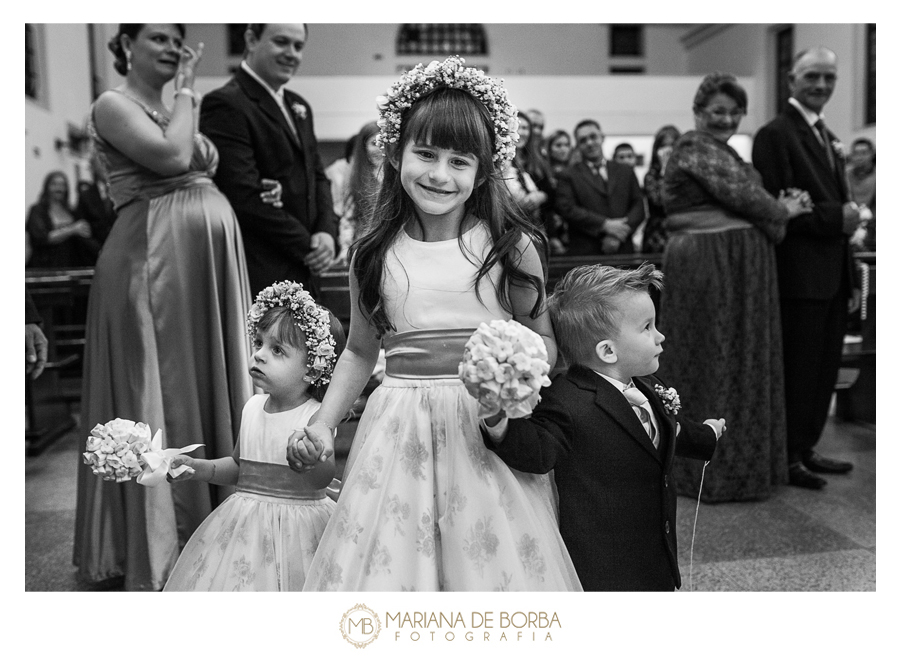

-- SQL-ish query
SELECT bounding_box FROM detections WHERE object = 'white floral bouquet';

[83,418,202,487]
[458,320,552,419]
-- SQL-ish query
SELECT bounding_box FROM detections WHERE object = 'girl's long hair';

[37,171,72,211]
[648,124,681,174]
[351,86,546,338]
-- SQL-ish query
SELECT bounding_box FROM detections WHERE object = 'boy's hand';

[166,455,197,482]
[704,418,727,440]
[483,410,506,428]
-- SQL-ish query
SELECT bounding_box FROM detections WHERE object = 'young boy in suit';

[483,262,724,591]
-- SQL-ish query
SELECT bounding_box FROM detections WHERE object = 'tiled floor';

[25,410,875,592]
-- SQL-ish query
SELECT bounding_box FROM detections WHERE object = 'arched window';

[396,24,487,56]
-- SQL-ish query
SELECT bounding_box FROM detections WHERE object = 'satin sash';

[383,328,475,379]
[236,460,326,500]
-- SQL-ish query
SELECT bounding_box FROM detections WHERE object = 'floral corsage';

[291,102,307,120]
[654,385,681,415]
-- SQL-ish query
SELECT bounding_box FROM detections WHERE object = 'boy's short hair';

[549,262,664,367]
[614,142,634,155]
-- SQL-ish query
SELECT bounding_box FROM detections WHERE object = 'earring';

[126,50,132,72]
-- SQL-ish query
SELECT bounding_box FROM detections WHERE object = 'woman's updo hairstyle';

[108,24,186,76]
[692,71,748,115]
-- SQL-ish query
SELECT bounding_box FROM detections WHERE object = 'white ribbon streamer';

[136,429,204,488]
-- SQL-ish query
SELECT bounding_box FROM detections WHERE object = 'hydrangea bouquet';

[83,418,202,487]
[458,320,552,419]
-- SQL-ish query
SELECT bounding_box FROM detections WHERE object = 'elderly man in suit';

[752,46,862,490]
[555,119,645,256]
[200,23,337,297]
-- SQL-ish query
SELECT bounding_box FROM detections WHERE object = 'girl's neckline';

[263,394,312,415]
[402,217,482,244]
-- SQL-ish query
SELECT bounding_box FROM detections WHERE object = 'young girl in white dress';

[291,57,582,591]
[163,281,345,591]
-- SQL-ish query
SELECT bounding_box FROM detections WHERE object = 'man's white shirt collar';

[788,97,823,128]
[241,60,286,103]
[594,371,631,392]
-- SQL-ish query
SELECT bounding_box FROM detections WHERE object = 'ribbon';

[136,428,204,488]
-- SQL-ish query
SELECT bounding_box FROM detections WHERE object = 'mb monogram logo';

[340,604,382,648]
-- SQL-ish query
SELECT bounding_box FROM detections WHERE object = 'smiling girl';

[291,57,581,591]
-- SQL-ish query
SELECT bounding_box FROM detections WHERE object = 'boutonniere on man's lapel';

[831,139,846,160]
[653,384,681,416]
[291,102,307,120]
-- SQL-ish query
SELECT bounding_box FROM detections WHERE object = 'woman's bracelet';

[174,87,199,108]
[312,420,336,434]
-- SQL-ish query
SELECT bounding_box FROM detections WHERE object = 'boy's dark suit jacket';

[554,160,645,256]
[200,67,337,296]
[485,364,717,591]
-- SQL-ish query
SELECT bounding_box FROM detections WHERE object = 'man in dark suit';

[752,46,862,490]
[200,24,337,297]
[483,263,721,590]
[555,120,645,256]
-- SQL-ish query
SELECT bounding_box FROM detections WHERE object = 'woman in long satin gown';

[73,24,254,590]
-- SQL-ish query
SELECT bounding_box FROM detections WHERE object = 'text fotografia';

[387,611,560,642]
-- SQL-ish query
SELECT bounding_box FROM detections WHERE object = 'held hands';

[304,232,336,275]
[260,178,283,208]
[778,188,813,219]
[286,422,334,473]
[603,218,631,242]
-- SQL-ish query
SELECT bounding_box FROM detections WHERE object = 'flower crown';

[375,55,519,166]
[247,281,337,386]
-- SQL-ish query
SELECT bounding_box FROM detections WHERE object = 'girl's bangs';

[404,89,493,160]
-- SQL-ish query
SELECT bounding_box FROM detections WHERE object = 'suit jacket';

[554,160,645,255]
[200,67,338,295]
[751,104,853,301]
[485,364,717,591]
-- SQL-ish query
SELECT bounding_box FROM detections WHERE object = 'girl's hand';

[260,178,283,208]
[175,42,203,90]
[166,455,197,482]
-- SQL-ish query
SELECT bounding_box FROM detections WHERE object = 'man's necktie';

[623,384,658,448]
[814,119,836,174]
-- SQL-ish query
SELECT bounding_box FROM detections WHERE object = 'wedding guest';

[504,111,548,229]
[200,23,338,297]
[752,47,862,489]
[74,24,256,591]
[556,119,645,255]
[333,121,383,264]
[848,137,875,251]
[75,154,117,246]
[613,142,637,168]
[545,129,573,255]
[26,171,101,267]
[661,72,810,502]
[483,263,722,591]
[546,130,572,177]
[526,108,548,157]
[325,133,357,219]
[642,125,681,253]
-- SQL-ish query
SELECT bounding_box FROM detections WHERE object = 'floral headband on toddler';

[247,281,338,386]
[375,55,519,165]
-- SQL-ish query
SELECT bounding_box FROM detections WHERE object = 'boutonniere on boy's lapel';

[653,385,681,416]
[291,102,307,120]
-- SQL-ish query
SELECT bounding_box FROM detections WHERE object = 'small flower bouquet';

[458,320,552,419]
[83,418,202,487]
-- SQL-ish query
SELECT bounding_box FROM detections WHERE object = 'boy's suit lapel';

[569,366,661,462]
